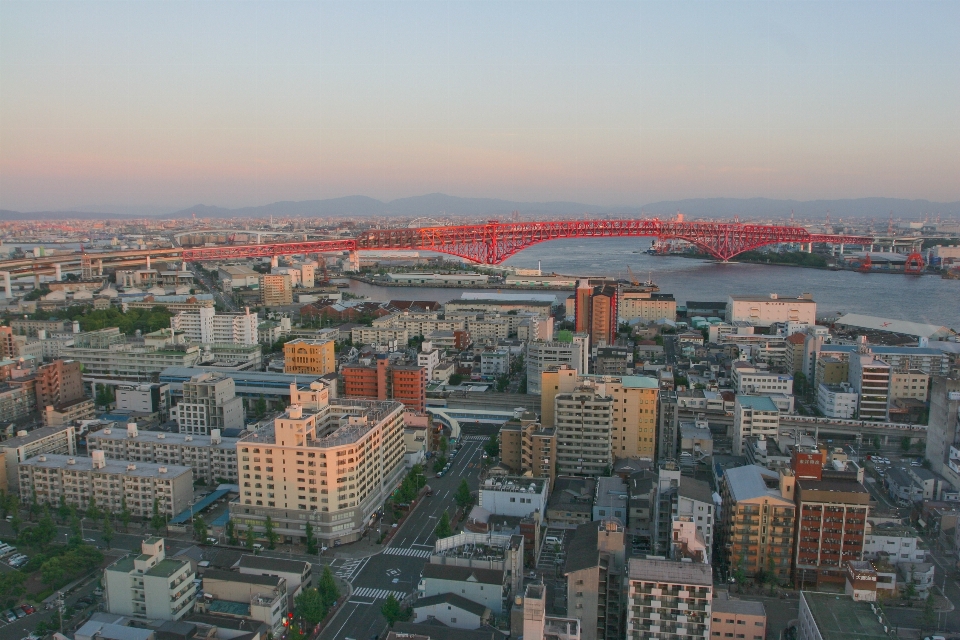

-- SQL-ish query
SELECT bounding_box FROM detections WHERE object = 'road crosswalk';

[350,588,407,601]
[383,546,432,558]
[462,436,487,441]
[334,558,364,580]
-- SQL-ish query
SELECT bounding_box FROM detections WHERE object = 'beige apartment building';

[230,381,406,545]
[499,410,557,487]
[889,370,930,402]
[711,593,766,640]
[543,366,659,461]
[283,338,336,375]
[259,273,293,306]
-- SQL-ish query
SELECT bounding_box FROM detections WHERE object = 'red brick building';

[341,355,427,412]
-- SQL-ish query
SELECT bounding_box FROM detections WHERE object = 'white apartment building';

[171,372,245,435]
[60,343,201,379]
[731,362,794,396]
[373,312,465,336]
[481,350,510,376]
[849,352,891,421]
[733,396,780,455]
[555,388,613,476]
[526,336,589,394]
[817,383,859,419]
[0,425,76,493]
[478,476,548,518]
[726,293,816,327]
[351,326,410,346]
[19,451,194,517]
[229,381,406,545]
[625,557,713,640]
[417,348,441,380]
[170,306,259,346]
[87,423,239,483]
[104,538,196,621]
[863,523,927,564]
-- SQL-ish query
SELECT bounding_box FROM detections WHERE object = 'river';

[338,238,960,330]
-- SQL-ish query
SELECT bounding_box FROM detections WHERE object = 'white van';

[544,536,562,546]
[252,543,264,552]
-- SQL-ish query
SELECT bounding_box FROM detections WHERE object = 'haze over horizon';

[2,1,958,212]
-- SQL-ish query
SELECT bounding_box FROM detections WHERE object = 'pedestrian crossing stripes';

[334,559,364,579]
[351,588,407,601]
[463,436,486,441]
[383,546,431,558]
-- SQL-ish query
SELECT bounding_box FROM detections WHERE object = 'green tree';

[193,516,208,541]
[455,480,473,511]
[254,395,268,419]
[904,581,917,600]
[438,436,448,454]
[305,521,317,555]
[381,593,404,627]
[435,511,452,539]
[9,510,21,535]
[57,494,71,524]
[95,385,115,409]
[0,491,13,519]
[901,436,912,453]
[484,434,499,458]
[432,455,448,474]
[920,592,936,633]
[732,556,747,591]
[294,587,326,626]
[119,495,131,533]
[265,516,278,549]
[86,496,101,520]
[245,526,256,550]
[226,519,238,546]
[151,498,166,534]
[448,373,463,386]
[101,515,114,549]
[872,436,882,451]
[317,565,340,609]
[69,514,83,546]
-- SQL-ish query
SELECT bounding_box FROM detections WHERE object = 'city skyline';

[2,1,959,212]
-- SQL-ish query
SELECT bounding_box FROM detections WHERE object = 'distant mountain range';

[2,194,959,221]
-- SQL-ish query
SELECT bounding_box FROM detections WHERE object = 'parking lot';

[536,527,573,616]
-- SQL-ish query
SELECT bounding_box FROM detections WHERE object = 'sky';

[1,1,959,213]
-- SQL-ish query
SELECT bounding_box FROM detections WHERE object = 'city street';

[319,438,486,640]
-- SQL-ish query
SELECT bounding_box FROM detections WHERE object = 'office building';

[19,451,193,517]
[719,464,796,582]
[625,556,713,640]
[170,372,245,435]
[341,355,427,412]
[849,349,891,422]
[862,522,927,565]
[619,289,676,323]
[526,337,589,394]
[564,520,626,640]
[479,476,549,518]
[230,383,406,544]
[169,307,259,346]
[733,396,780,455]
[817,383,859,419]
[797,591,894,640]
[0,424,76,493]
[726,293,816,327]
[283,338,336,375]
[499,411,557,487]
[793,459,870,587]
[115,383,169,417]
[555,387,613,477]
[925,377,960,489]
[259,274,293,306]
[480,349,510,376]
[710,593,766,640]
[87,423,239,483]
[104,538,196,621]
[731,362,794,396]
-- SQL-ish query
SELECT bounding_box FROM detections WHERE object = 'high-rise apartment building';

[526,337,589,394]
[564,519,626,640]
[657,391,679,462]
[36,358,85,413]
[499,411,557,488]
[555,387,613,477]
[719,464,796,583]
[169,306,259,346]
[104,537,196,621]
[259,273,293,306]
[792,455,870,587]
[171,372,245,435]
[283,338,336,375]
[574,280,593,334]
[542,367,659,460]
[589,285,618,348]
[341,355,427,412]
[230,382,406,544]
[848,351,891,421]
[625,556,713,640]
[19,451,193,517]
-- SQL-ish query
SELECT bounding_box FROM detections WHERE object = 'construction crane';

[627,266,640,286]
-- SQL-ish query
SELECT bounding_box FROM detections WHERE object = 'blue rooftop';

[736,395,779,411]
[169,488,230,524]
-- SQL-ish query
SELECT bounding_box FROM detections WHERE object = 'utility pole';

[57,591,65,633]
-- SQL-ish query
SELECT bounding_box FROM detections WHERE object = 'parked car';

[13,608,25,619]
[436,471,444,478]
[4,610,17,623]
[20,605,35,615]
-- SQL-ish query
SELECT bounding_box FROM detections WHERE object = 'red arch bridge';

[180,219,871,264]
